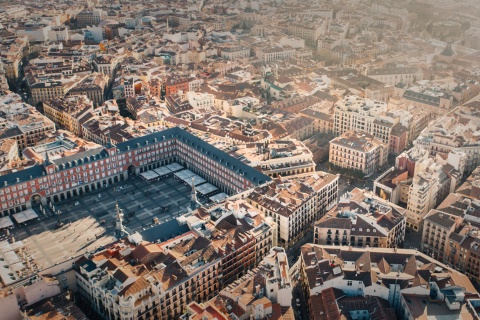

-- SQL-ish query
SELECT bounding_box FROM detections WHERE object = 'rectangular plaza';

[7,174,201,270]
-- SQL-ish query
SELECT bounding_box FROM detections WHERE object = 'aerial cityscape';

[0,0,480,319]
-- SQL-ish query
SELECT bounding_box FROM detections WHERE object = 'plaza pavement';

[8,175,204,269]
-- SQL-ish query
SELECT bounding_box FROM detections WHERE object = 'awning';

[0,216,14,229]
[166,163,184,173]
[140,170,159,181]
[209,193,228,203]
[12,209,38,224]
[185,175,206,187]
[196,183,218,196]
[153,167,172,177]
[174,169,195,182]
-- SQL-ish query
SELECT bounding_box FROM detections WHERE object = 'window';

[347,281,353,286]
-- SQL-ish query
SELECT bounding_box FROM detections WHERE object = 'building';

[0,33,29,84]
[366,67,423,86]
[329,131,388,176]
[314,188,406,248]
[398,83,454,119]
[0,138,19,172]
[232,140,316,178]
[76,9,106,28]
[68,73,107,107]
[281,21,327,47]
[21,292,88,320]
[93,54,121,78]
[219,46,250,61]
[333,95,405,152]
[330,75,394,102]
[247,172,339,249]
[299,245,479,320]
[24,57,92,105]
[420,166,480,283]
[180,198,275,266]
[22,131,102,164]
[404,155,462,231]
[184,247,294,320]
[75,200,276,320]
[75,234,223,320]
[255,45,296,63]
[165,78,189,96]
[0,92,56,151]
[42,96,94,137]
[414,103,480,175]
[0,127,270,216]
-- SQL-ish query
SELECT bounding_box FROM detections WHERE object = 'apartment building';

[405,156,462,231]
[247,172,339,249]
[386,107,430,144]
[0,92,56,151]
[333,95,406,152]
[148,78,162,98]
[0,127,270,216]
[0,138,19,171]
[232,139,316,178]
[25,57,92,105]
[366,67,423,86]
[420,166,480,283]
[93,54,121,78]
[75,234,223,320]
[185,247,294,320]
[299,245,479,320]
[0,60,8,90]
[181,198,275,266]
[68,73,107,107]
[255,45,296,63]
[186,91,214,109]
[330,75,394,102]
[21,293,87,320]
[281,21,327,47]
[76,9,106,28]
[43,96,94,137]
[0,33,29,83]
[397,83,454,119]
[81,113,134,146]
[219,46,250,61]
[165,77,189,96]
[75,200,276,320]
[329,131,388,176]
[314,188,406,248]
[414,103,480,175]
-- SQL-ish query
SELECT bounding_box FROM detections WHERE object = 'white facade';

[186,91,214,109]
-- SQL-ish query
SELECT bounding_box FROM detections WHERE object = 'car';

[74,201,80,206]
[296,298,301,307]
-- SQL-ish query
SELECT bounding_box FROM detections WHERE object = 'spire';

[166,18,170,33]
[44,151,52,166]
[106,131,114,149]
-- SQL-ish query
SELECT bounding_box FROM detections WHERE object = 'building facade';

[314,188,406,248]
[0,127,271,216]
[329,131,388,176]
[247,172,339,249]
